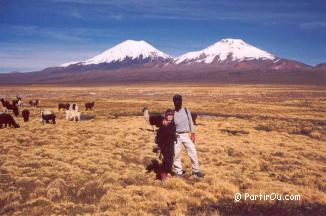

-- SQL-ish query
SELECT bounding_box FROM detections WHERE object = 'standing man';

[173,94,204,178]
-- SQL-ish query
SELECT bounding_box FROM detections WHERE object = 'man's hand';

[190,133,196,143]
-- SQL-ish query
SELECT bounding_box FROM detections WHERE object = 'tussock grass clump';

[76,180,105,203]
[255,124,273,132]
[255,120,325,141]
[220,129,249,135]
[47,178,68,192]
[46,188,61,201]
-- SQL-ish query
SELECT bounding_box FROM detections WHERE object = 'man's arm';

[186,108,196,133]
[185,108,196,143]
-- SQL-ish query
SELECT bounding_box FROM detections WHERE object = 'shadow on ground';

[145,159,162,180]
[80,115,96,121]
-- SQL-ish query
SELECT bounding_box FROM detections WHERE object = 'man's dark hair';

[173,94,182,102]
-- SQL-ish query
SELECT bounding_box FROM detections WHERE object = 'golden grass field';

[0,84,325,215]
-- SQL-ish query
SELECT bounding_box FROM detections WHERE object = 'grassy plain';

[0,84,325,215]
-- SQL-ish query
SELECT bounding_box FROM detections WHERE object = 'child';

[155,109,176,181]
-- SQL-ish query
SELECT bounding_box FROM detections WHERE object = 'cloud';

[299,21,326,30]
[0,24,119,43]
[0,42,102,73]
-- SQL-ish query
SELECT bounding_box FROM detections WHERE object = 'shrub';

[255,124,273,132]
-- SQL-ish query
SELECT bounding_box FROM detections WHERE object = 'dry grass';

[0,84,325,215]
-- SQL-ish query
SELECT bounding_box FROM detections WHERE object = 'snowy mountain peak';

[175,38,276,64]
[60,38,277,68]
[217,38,246,45]
[83,40,172,65]
[61,40,172,67]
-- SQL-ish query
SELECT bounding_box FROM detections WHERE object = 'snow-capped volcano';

[56,38,310,75]
[175,39,276,64]
[61,40,172,67]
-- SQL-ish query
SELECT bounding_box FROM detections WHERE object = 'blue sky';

[0,0,326,73]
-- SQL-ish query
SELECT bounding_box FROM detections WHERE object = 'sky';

[0,0,326,73]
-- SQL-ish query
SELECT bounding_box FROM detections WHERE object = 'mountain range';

[0,39,325,85]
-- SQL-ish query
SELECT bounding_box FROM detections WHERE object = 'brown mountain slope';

[0,63,324,85]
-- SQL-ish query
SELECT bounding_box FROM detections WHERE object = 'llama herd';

[2,95,195,131]
[0,95,95,129]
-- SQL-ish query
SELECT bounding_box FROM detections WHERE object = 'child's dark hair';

[165,109,174,117]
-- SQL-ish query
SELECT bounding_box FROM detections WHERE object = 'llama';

[69,103,78,112]
[18,100,23,107]
[85,102,95,111]
[22,109,30,122]
[142,107,164,131]
[12,99,19,106]
[40,110,56,124]
[12,95,23,107]
[29,99,40,108]
[65,110,81,121]
[58,103,70,111]
[0,97,8,112]
[64,103,80,121]
[1,98,19,116]
[16,95,22,101]
[0,113,20,128]
[0,97,10,108]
